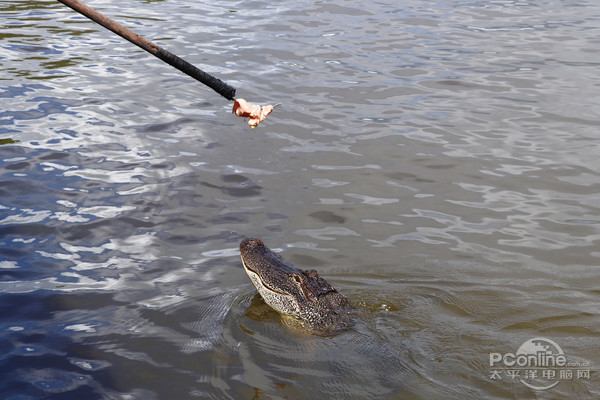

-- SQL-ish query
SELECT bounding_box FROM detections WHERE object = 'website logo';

[489,337,592,391]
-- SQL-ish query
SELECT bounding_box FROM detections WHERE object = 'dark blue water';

[1,0,599,398]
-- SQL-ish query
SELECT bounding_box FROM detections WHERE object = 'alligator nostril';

[240,238,265,250]
[248,238,264,247]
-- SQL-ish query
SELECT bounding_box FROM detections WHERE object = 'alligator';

[240,238,354,335]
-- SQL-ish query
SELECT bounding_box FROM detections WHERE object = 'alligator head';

[240,238,354,335]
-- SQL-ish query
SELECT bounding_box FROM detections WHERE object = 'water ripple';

[2,0,600,398]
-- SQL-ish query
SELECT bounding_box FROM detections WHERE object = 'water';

[1,0,599,398]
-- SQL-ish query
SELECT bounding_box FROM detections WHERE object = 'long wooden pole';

[57,0,237,101]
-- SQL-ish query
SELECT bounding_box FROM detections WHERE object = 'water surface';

[1,0,599,398]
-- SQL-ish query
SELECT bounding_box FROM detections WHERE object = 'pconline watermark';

[490,345,567,368]
[488,337,592,391]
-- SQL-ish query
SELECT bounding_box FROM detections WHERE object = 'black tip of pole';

[222,86,236,101]
[155,47,236,101]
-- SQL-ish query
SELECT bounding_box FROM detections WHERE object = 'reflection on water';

[1,0,599,398]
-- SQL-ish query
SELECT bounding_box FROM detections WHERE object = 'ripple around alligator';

[1,0,600,398]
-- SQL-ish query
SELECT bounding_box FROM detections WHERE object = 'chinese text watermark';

[489,337,592,391]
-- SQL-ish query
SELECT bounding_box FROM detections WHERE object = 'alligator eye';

[292,274,302,284]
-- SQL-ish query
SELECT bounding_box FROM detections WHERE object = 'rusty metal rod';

[57,0,236,101]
